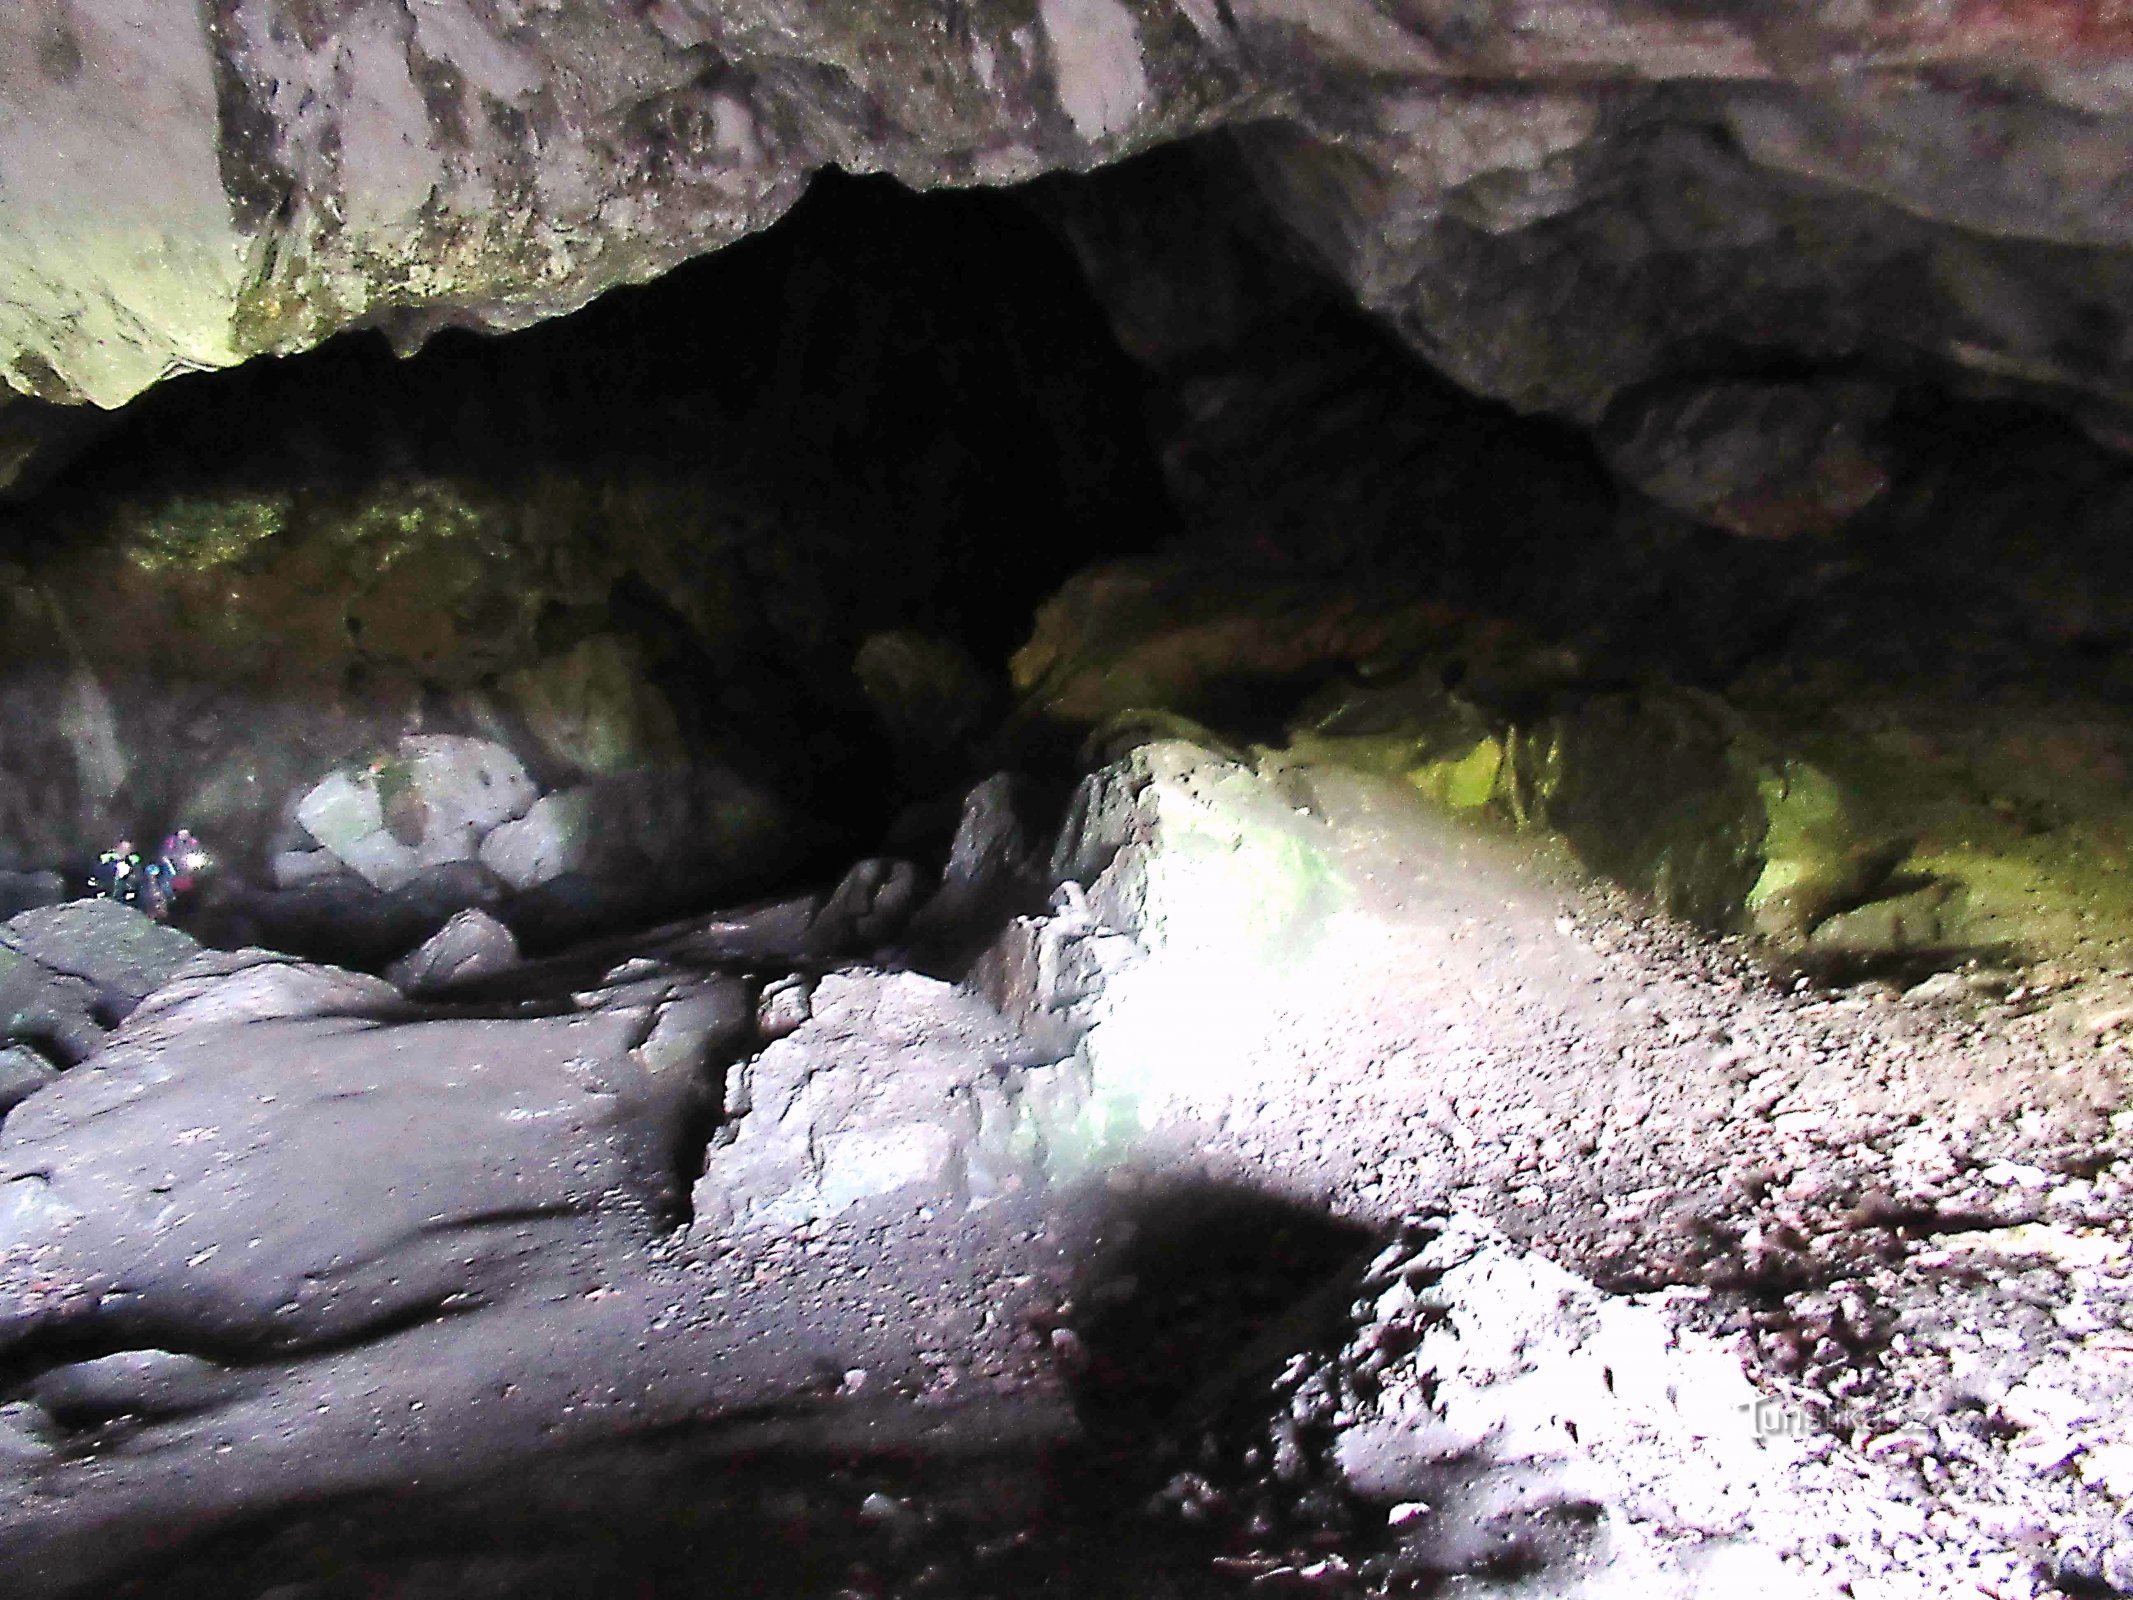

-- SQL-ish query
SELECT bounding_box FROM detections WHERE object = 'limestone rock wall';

[9,1,2133,466]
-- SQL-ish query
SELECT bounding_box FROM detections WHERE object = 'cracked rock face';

[10,0,2133,476]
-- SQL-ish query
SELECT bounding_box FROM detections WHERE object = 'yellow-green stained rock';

[1012,549,2133,979]
[502,634,684,779]
[1408,737,1504,811]
[125,495,290,574]
[1808,883,1953,957]
[1509,692,1767,929]
[1743,761,1907,942]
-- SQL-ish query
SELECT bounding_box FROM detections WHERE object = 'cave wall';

[0,171,1174,954]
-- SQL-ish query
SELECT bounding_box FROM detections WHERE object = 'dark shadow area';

[1059,1181,1373,1449]
[17,167,1176,665]
[0,165,1186,971]
[48,1184,1374,1600]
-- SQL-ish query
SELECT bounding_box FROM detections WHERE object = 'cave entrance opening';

[0,166,1190,969]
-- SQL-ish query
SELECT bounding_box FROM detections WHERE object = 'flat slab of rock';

[2,900,199,1013]
[0,953,686,1358]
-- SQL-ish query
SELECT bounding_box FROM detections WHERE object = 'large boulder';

[384,907,520,995]
[1597,378,1894,541]
[0,951,710,1359]
[693,969,1079,1231]
[295,736,537,893]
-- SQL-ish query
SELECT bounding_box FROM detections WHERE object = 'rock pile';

[1151,1213,1815,1595]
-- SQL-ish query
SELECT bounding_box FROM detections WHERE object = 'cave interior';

[3,120,2133,1600]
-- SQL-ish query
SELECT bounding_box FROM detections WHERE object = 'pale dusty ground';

[1101,757,2133,1596]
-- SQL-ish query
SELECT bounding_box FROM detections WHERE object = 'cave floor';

[5,755,2131,1599]
[1118,760,2133,1594]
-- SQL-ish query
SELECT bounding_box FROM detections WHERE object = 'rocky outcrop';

[692,968,1072,1231]
[1164,1212,1814,1595]
[10,1,2133,493]
[0,0,1223,422]
[0,900,199,1071]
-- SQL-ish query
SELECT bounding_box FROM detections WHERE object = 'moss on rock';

[124,494,290,575]
[501,633,683,779]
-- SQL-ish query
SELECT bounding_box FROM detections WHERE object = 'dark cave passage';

[3,139,2133,981]
[0,165,1200,964]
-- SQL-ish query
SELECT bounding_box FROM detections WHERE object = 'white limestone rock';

[478,787,596,892]
[296,738,537,893]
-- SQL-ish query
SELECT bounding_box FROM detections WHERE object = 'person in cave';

[89,829,210,922]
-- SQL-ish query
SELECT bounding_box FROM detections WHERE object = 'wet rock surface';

[0,952,681,1360]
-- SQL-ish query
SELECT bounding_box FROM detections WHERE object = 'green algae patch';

[1768,715,2133,972]
[1017,560,2133,977]
[1410,736,1504,811]
[502,633,684,779]
[1744,760,1909,943]
[1286,670,1513,813]
[125,494,290,574]
[1508,691,1768,930]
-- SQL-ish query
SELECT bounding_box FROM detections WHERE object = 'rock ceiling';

[6,0,2133,455]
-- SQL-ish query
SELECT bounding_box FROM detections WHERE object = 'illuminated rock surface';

[11,0,2133,487]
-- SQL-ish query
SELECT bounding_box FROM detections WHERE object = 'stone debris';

[295,736,536,893]
[666,895,822,965]
[754,974,813,1042]
[0,744,2126,1597]
[27,1350,247,1430]
[384,907,521,995]
[267,848,348,890]
[908,772,1043,948]
[1153,1212,1819,1596]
